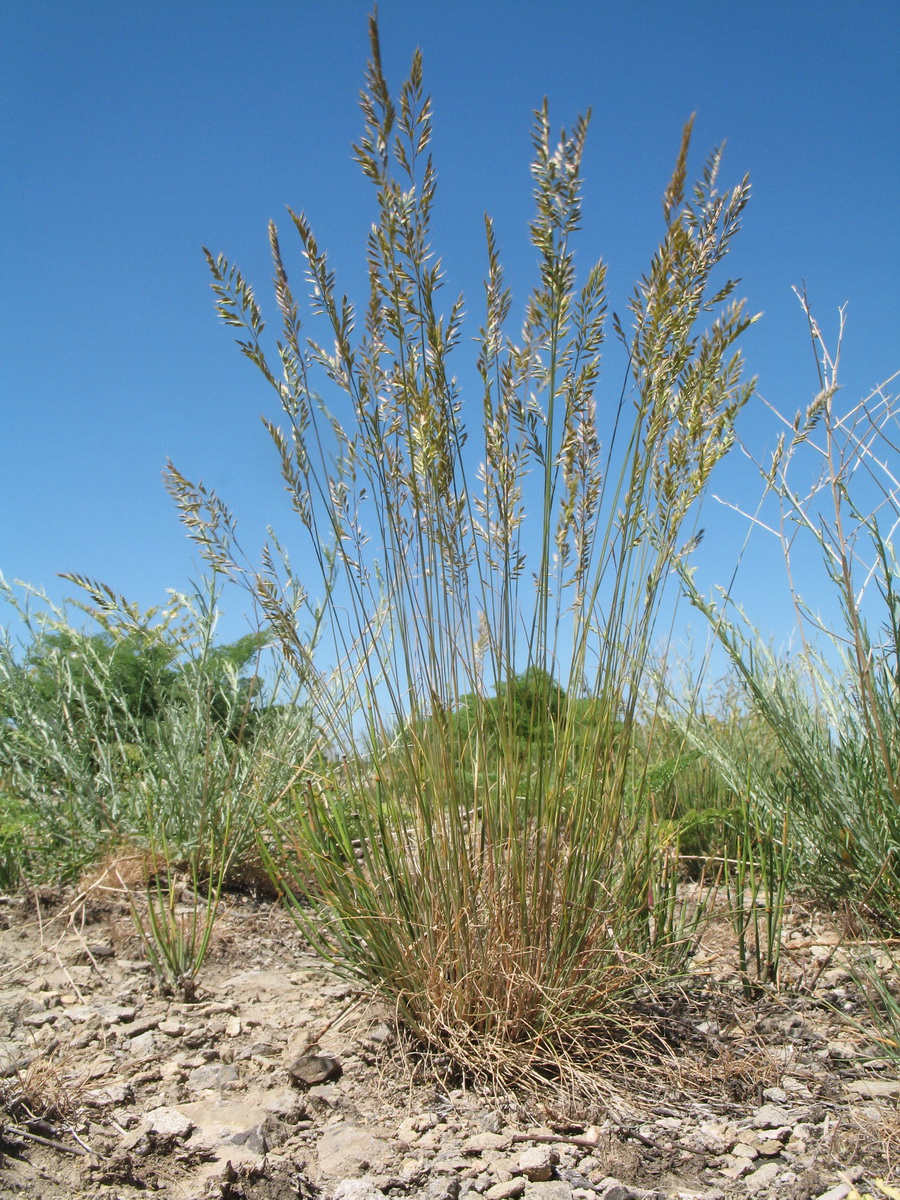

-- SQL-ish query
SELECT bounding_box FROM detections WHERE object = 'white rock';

[743,1161,781,1193]
[332,1178,388,1200]
[486,1180,527,1200]
[144,1105,195,1140]
[814,1186,851,1200]
[517,1145,558,1181]
[751,1103,791,1128]
[845,1078,900,1098]
[462,1131,511,1154]
[523,1182,573,1200]
[317,1122,393,1178]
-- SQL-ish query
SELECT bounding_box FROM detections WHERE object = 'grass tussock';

[671,306,900,931]
[167,15,755,1086]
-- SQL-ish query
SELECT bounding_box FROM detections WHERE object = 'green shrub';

[0,574,316,885]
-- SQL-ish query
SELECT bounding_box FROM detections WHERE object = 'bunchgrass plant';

[678,302,900,928]
[725,795,791,996]
[838,927,900,1068]
[128,821,231,1001]
[168,17,755,1087]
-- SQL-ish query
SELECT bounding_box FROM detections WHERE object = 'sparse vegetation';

[1,15,897,1141]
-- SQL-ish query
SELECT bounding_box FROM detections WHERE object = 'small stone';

[181,1098,272,1155]
[517,1146,558,1182]
[143,1105,195,1141]
[731,1143,758,1161]
[481,1112,504,1134]
[129,1030,156,1056]
[523,1183,573,1200]
[188,1062,239,1091]
[261,1086,306,1120]
[96,1003,138,1025]
[814,1187,851,1200]
[743,1161,781,1193]
[462,1131,510,1155]
[424,1177,462,1200]
[237,1040,277,1060]
[679,1121,735,1156]
[757,1138,783,1157]
[83,1082,134,1107]
[332,1181,388,1200]
[316,1122,393,1178]
[720,1159,754,1180]
[128,1015,161,1036]
[486,1180,527,1200]
[762,1086,788,1103]
[22,1010,57,1027]
[596,1181,633,1200]
[751,1103,791,1129]
[845,1078,900,1098]
[158,1020,185,1037]
[225,1015,242,1037]
[287,1052,343,1086]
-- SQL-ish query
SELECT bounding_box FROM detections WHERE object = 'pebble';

[742,1161,781,1193]
[751,1103,792,1128]
[523,1182,573,1200]
[129,1030,156,1056]
[21,1009,57,1026]
[462,1132,510,1155]
[845,1078,900,1098]
[95,1003,138,1025]
[188,1062,240,1091]
[486,1180,527,1200]
[332,1180,388,1200]
[814,1186,851,1200]
[142,1105,195,1141]
[316,1122,393,1178]
[517,1146,557,1182]
[287,1052,343,1086]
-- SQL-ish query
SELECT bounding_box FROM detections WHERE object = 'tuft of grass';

[168,16,755,1088]
[842,930,900,1068]
[677,304,900,928]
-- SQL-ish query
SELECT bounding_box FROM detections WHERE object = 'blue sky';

[2,1,898,657]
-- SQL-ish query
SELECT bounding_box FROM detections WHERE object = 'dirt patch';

[0,887,896,1200]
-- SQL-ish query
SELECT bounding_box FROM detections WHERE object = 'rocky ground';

[0,870,897,1200]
